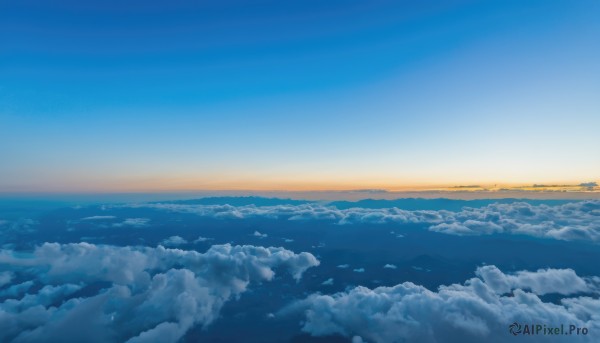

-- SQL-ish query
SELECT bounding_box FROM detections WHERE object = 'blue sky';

[1,0,599,192]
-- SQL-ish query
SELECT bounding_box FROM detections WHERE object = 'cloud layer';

[0,243,319,343]
[286,266,600,343]
[131,200,600,242]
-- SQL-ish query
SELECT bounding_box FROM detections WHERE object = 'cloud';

[81,216,117,221]
[322,278,334,286]
[427,201,600,242]
[0,242,319,343]
[0,271,13,287]
[383,264,397,269]
[353,268,365,273]
[337,264,349,269]
[0,280,35,298]
[113,218,150,228]
[193,236,213,244]
[0,219,38,234]
[132,200,600,242]
[160,236,187,246]
[253,231,268,238]
[475,265,593,296]
[285,266,600,343]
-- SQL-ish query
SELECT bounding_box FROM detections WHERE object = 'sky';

[1,0,599,193]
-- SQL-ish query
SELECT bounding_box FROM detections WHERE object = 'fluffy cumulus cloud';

[286,266,600,343]
[0,243,319,343]
[428,201,600,242]
[475,265,593,296]
[132,200,600,242]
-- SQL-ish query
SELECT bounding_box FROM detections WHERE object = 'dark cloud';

[0,271,13,287]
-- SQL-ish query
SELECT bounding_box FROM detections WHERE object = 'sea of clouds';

[2,199,599,342]
[129,200,600,242]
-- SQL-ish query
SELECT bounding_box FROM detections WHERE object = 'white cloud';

[337,264,349,269]
[427,201,600,242]
[476,265,592,296]
[383,264,397,269]
[160,236,187,246]
[322,278,334,286]
[193,236,213,243]
[131,200,600,242]
[0,242,319,343]
[253,231,268,238]
[285,266,600,343]
[353,268,365,273]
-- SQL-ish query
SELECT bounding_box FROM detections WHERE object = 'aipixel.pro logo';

[509,322,588,336]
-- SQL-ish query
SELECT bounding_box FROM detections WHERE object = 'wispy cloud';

[112,217,150,228]
[81,215,117,220]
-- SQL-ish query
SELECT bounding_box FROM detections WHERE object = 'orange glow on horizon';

[3,175,597,195]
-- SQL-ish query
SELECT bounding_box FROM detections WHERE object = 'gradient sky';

[1,0,599,193]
